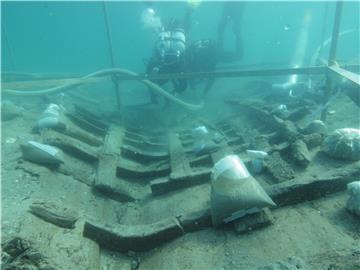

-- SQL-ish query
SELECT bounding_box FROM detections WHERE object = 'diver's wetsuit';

[186,38,217,96]
[145,5,194,102]
[217,2,244,62]
[146,52,188,95]
[146,19,189,103]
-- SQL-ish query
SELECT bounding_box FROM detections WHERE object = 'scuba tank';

[155,28,186,66]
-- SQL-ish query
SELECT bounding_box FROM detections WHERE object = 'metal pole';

[328,1,343,65]
[321,1,343,121]
[317,2,329,63]
[102,1,121,110]
[2,24,16,71]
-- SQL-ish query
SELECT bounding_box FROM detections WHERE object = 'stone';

[265,152,295,183]
[291,139,311,167]
[287,107,311,121]
[1,100,22,121]
[302,133,323,149]
[346,181,360,216]
[302,120,328,135]
[278,120,298,142]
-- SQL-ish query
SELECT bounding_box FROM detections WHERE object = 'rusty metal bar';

[102,1,121,110]
[328,1,344,65]
[328,65,360,107]
[327,65,360,86]
[322,1,344,121]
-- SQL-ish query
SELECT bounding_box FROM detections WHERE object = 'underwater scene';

[1,1,360,269]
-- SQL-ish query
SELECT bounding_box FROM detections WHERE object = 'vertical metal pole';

[102,1,121,110]
[328,1,343,66]
[317,2,329,61]
[2,24,16,71]
[321,1,343,121]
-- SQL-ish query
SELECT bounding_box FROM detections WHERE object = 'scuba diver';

[146,18,188,103]
[141,1,197,103]
[143,1,245,100]
[144,1,195,104]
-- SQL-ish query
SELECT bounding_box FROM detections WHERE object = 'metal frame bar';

[328,65,360,87]
[328,1,344,66]
[322,1,346,121]
[102,1,121,110]
[3,65,360,90]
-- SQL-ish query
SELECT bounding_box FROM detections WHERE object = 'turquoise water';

[2,1,359,74]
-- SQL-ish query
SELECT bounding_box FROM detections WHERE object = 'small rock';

[302,120,328,135]
[346,181,360,216]
[291,140,311,167]
[130,258,140,270]
[1,100,23,121]
[302,133,323,149]
[265,152,295,182]
[279,121,298,142]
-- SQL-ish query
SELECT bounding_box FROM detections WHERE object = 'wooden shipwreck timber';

[8,104,357,256]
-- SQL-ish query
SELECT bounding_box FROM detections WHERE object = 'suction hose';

[2,68,204,111]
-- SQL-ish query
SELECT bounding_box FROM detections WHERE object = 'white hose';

[311,28,359,66]
[2,68,204,111]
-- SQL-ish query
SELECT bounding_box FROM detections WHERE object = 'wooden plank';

[116,158,170,179]
[95,154,136,202]
[150,170,211,196]
[267,175,358,207]
[122,136,168,152]
[124,130,166,143]
[102,126,123,155]
[41,129,99,163]
[67,114,108,137]
[28,201,78,229]
[83,217,184,252]
[64,118,104,147]
[121,144,169,163]
[169,132,192,180]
